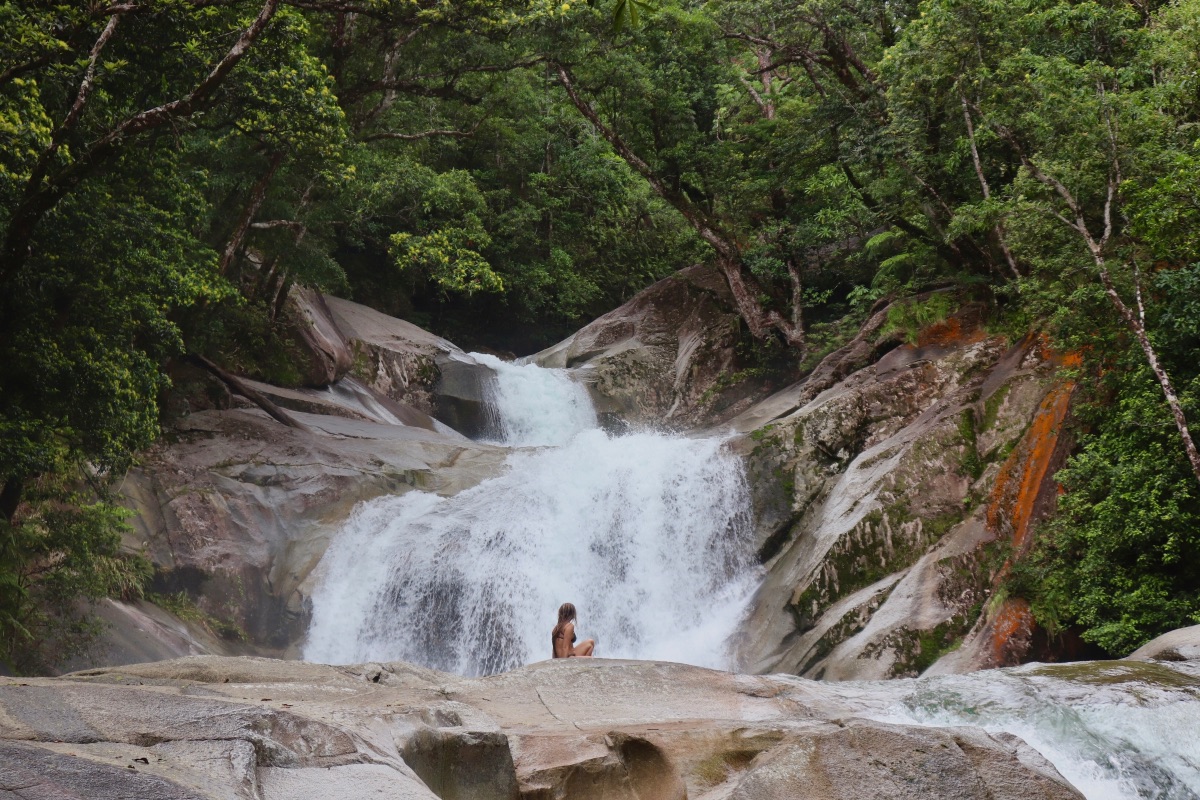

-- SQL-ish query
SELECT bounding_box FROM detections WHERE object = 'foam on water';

[471,352,595,447]
[304,356,757,675]
[826,661,1200,800]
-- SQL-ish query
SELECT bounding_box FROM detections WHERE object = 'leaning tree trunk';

[1001,135,1200,492]
[1096,258,1200,488]
[552,62,806,355]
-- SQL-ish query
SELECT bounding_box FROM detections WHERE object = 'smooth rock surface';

[326,294,463,418]
[117,405,504,662]
[1128,624,1200,662]
[532,264,793,428]
[240,374,460,434]
[0,656,1085,800]
[730,316,1073,680]
[281,287,355,387]
[57,599,240,674]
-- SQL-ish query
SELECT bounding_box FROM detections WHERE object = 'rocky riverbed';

[1,654,1097,800]
[81,270,1107,679]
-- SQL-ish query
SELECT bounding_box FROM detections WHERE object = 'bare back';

[552,621,575,659]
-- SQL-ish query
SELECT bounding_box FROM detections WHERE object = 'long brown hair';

[552,602,576,640]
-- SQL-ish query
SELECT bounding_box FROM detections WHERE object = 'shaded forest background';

[2,0,1199,671]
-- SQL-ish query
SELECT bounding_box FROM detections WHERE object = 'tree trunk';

[1096,261,1200,488]
[553,62,806,355]
[0,477,23,524]
[188,354,312,433]
[219,152,284,276]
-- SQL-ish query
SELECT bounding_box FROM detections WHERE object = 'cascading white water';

[303,354,757,676]
[811,660,1200,800]
[900,664,1200,800]
[472,352,596,447]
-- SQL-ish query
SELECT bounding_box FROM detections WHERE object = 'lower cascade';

[304,355,757,675]
[301,356,1200,800]
[844,661,1200,800]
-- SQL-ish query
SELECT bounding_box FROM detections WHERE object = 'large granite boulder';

[0,655,1088,800]
[322,295,498,437]
[280,287,356,387]
[732,313,1077,680]
[118,405,505,662]
[532,264,793,429]
[1128,624,1200,662]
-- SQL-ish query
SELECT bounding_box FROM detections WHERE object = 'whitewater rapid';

[818,660,1200,800]
[304,354,757,675]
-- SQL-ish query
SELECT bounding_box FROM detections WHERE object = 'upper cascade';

[471,352,597,447]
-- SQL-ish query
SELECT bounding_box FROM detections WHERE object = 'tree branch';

[96,0,281,146]
[960,95,1020,279]
[249,219,306,232]
[359,118,482,142]
[1,0,282,286]
[188,354,313,432]
[0,53,56,89]
[35,12,125,186]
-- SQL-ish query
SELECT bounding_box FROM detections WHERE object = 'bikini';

[552,626,576,658]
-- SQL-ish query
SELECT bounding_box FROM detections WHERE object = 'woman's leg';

[572,639,595,657]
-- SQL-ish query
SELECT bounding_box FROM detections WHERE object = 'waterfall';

[472,352,596,447]
[303,355,757,676]
[818,661,1200,800]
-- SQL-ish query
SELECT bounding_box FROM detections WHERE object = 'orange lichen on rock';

[917,315,989,348]
[988,597,1035,666]
[978,349,1081,666]
[1057,350,1083,369]
[1032,333,1084,369]
[986,379,1076,551]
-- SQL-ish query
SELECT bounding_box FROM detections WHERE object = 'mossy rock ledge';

[730,320,1070,680]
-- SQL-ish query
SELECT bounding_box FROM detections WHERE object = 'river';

[303,355,1200,799]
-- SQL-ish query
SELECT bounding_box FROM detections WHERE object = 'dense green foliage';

[1,0,1199,667]
[1017,264,1200,655]
[0,472,151,671]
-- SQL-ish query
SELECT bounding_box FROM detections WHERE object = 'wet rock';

[732,317,1071,680]
[434,353,500,439]
[0,656,1084,800]
[326,295,461,417]
[401,727,519,800]
[321,294,499,436]
[727,722,1082,800]
[239,375,457,433]
[1128,624,1200,662]
[532,264,791,428]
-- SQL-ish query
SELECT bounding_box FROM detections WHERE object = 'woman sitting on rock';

[552,602,595,659]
